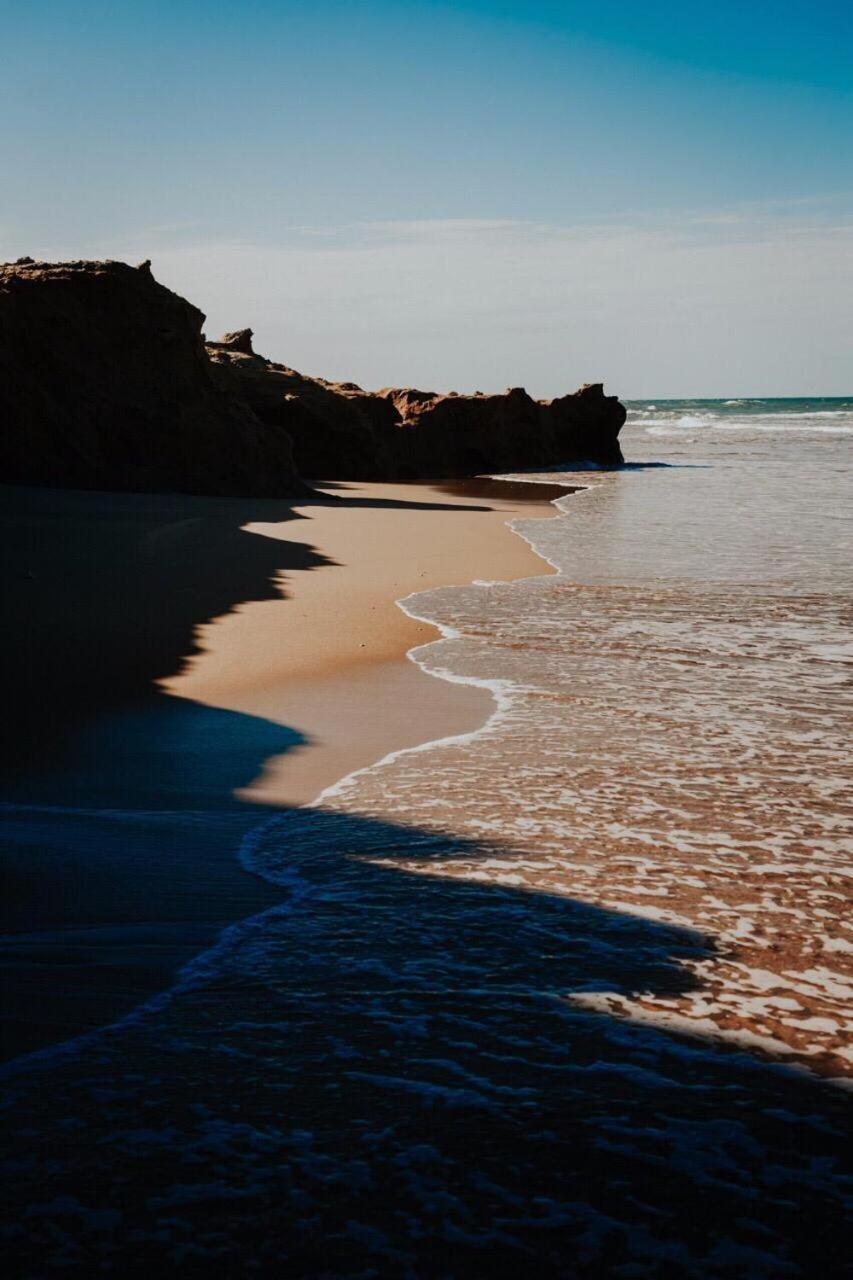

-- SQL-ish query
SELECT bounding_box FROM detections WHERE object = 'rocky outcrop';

[0,260,304,496]
[207,327,256,355]
[207,347,626,480]
[205,344,400,479]
[1,257,624,496]
[377,381,625,475]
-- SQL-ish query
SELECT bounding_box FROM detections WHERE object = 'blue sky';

[2,1,851,393]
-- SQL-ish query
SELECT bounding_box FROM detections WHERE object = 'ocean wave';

[745,409,852,420]
[632,411,853,437]
[630,414,717,429]
[627,405,852,427]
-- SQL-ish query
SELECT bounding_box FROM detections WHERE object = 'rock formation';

[0,260,304,496]
[207,345,626,480]
[1,258,625,495]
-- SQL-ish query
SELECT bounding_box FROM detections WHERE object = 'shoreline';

[1,476,573,1060]
[166,478,574,808]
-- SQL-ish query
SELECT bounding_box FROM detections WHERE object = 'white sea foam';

[628,399,853,448]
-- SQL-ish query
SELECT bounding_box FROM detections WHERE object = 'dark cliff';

[0,260,304,496]
[1,260,625,495]
[207,330,625,479]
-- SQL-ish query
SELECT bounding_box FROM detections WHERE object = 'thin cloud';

[6,204,850,397]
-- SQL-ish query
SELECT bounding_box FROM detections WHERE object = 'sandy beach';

[0,477,567,1057]
[167,478,571,805]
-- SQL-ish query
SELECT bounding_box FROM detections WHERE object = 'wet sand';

[0,478,565,1057]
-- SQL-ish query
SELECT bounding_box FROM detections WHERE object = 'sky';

[1,0,851,395]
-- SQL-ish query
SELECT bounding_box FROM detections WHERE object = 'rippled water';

[309,398,853,1078]
[4,399,851,1275]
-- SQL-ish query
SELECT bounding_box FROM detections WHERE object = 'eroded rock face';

[207,327,255,355]
[0,257,625,496]
[0,260,303,496]
[379,380,626,476]
[205,345,400,479]
[208,345,626,480]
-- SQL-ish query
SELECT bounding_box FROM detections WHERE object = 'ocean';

[3,398,851,1274]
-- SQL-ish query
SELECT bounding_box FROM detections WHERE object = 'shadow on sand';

[0,484,849,1277]
[0,481,492,1055]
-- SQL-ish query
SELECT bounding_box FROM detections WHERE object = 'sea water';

[305,397,853,1077]
[4,399,851,1274]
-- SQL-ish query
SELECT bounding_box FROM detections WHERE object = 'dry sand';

[165,480,565,805]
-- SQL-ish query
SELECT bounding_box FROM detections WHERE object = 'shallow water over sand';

[315,401,852,1078]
